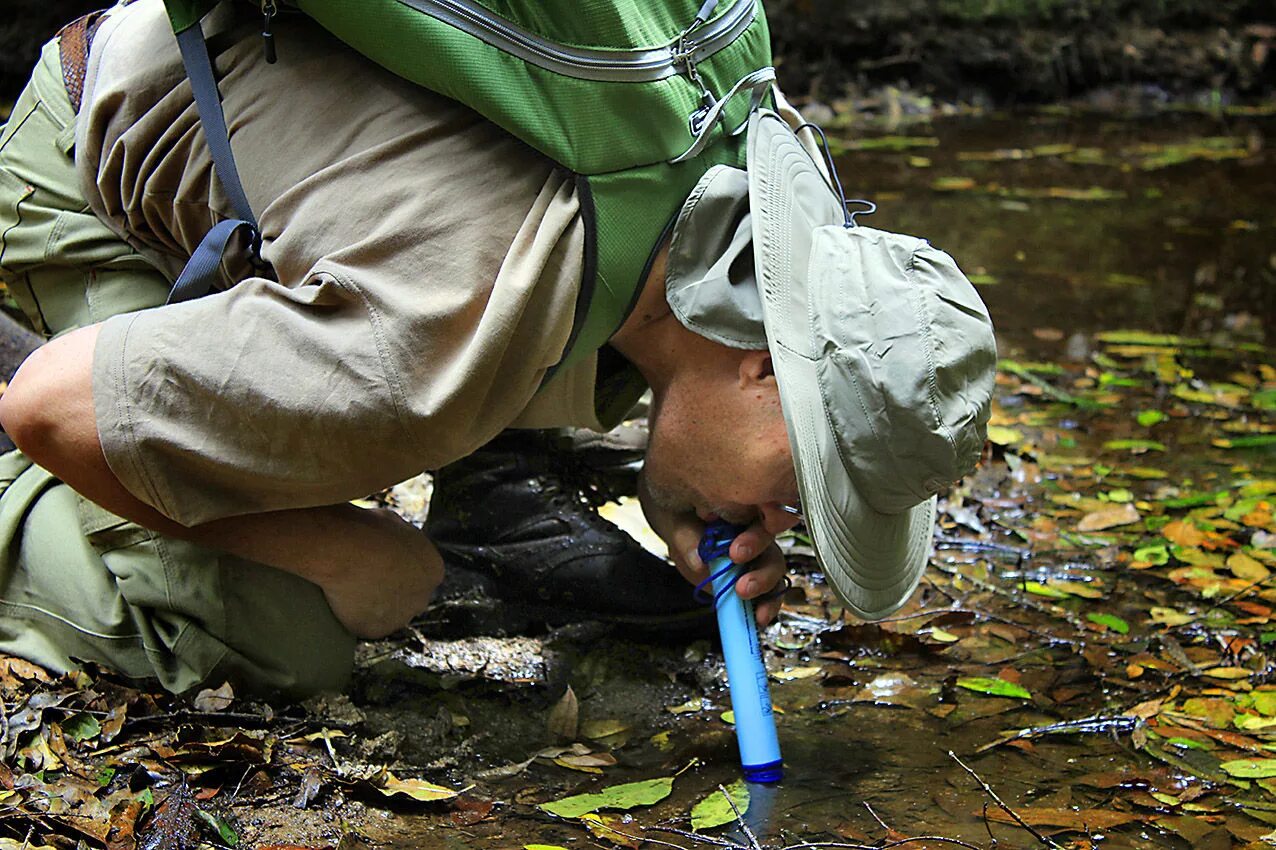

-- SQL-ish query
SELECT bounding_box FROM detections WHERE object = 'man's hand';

[638,477,788,627]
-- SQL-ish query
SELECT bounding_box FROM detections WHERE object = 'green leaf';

[1167,737,1209,750]
[1262,633,1276,646]
[1137,410,1167,427]
[94,767,116,787]
[1238,691,1276,717]
[196,809,239,846]
[61,713,101,743]
[1096,330,1201,347]
[1134,544,1170,565]
[1087,613,1129,634]
[524,846,570,850]
[539,777,675,819]
[137,788,155,810]
[1214,435,1276,449]
[955,677,1032,699]
[1023,580,1071,599]
[1103,439,1167,453]
[1221,759,1276,779]
[690,780,751,831]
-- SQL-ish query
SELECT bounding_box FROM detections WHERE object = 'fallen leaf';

[377,773,459,803]
[1078,502,1140,531]
[581,814,641,849]
[955,677,1032,700]
[1165,519,1207,547]
[1203,667,1254,680]
[1229,553,1271,582]
[691,780,750,831]
[192,682,235,713]
[547,686,579,742]
[1087,612,1130,634]
[1221,759,1276,779]
[539,777,674,819]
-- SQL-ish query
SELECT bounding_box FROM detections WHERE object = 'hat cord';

[793,121,877,228]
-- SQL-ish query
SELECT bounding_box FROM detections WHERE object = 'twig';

[720,783,762,850]
[781,837,984,850]
[650,825,745,848]
[871,608,981,626]
[863,802,890,832]
[975,714,1139,753]
[947,750,1062,849]
[934,536,1030,559]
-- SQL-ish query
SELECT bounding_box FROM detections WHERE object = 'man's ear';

[739,348,777,388]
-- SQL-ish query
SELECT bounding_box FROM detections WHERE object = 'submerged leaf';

[539,777,674,819]
[956,677,1031,699]
[1087,613,1130,634]
[690,780,750,831]
[1221,759,1276,779]
[1077,503,1140,531]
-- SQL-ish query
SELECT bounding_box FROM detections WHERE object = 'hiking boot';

[423,430,712,639]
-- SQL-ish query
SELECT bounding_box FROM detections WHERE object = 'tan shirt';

[78,0,611,526]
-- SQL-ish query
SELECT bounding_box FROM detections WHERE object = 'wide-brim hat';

[666,109,997,619]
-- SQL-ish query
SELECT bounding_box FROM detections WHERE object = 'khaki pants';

[0,39,355,696]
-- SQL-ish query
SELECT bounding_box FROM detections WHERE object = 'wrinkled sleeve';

[92,128,586,528]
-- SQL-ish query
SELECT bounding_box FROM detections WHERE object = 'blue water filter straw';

[698,520,784,783]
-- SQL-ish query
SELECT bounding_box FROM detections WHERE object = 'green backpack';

[162,0,775,376]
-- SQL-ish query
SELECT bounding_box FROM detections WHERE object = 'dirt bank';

[3,1,1274,107]
[768,0,1274,106]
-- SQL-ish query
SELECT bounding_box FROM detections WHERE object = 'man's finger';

[733,544,786,599]
[728,519,777,566]
[755,595,784,628]
[666,518,708,585]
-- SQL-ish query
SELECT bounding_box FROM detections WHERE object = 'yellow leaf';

[1203,667,1253,680]
[581,719,630,740]
[986,425,1022,446]
[1228,552,1271,582]
[1163,519,1206,547]
[1077,502,1140,532]
[771,666,823,681]
[378,772,460,802]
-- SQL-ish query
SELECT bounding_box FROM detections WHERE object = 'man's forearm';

[0,325,442,637]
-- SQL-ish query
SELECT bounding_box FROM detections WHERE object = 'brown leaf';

[1164,519,1206,547]
[106,798,144,850]
[138,784,199,850]
[1077,502,1140,531]
[192,682,234,713]
[449,798,494,827]
[547,685,578,742]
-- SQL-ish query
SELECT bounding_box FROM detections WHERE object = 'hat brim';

[748,109,933,620]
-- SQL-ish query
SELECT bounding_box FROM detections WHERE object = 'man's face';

[642,356,801,534]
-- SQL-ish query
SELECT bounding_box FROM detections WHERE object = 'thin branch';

[863,802,890,833]
[782,837,985,850]
[947,750,1061,849]
[649,825,746,848]
[719,783,762,850]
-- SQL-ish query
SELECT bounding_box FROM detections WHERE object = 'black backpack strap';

[167,17,264,304]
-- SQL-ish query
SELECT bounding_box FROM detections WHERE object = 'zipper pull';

[261,0,278,64]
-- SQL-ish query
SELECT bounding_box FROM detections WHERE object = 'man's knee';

[0,325,99,473]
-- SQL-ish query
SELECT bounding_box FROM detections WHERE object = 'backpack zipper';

[391,0,759,83]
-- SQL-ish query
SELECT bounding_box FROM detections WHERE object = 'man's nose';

[758,502,803,536]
